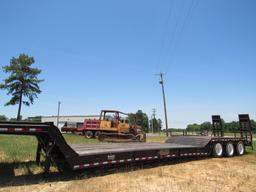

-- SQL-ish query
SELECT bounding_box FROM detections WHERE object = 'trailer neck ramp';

[0,121,78,172]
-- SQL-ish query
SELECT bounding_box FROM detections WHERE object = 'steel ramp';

[165,136,212,148]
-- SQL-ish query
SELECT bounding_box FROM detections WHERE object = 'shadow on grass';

[0,161,79,187]
[0,157,208,188]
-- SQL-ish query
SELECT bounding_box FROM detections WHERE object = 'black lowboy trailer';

[0,114,253,173]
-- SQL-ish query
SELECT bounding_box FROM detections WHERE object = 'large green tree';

[128,110,149,132]
[0,54,43,120]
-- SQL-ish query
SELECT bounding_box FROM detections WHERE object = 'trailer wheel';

[94,131,101,138]
[236,141,245,156]
[85,131,93,139]
[225,142,234,157]
[213,143,223,157]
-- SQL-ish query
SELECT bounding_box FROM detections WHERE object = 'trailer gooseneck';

[0,114,253,173]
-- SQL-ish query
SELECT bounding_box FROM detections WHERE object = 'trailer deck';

[70,142,200,156]
[0,114,253,173]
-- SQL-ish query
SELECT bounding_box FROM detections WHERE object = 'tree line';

[186,120,256,133]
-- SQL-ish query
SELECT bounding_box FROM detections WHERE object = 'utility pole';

[157,72,169,137]
[152,108,156,133]
[57,101,61,128]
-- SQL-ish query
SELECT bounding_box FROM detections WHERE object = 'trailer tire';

[225,142,234,157]
[94,131,101,138]
[85,131,93,139]
[213,143,223,157]
[236,141,245,156]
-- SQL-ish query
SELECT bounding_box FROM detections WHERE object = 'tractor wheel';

[94,131,101,138]
[236,141,245,156]
[85,131,93,139]
[213,143,223,157]
[225,142,234,157]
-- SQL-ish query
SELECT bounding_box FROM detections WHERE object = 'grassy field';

[0,134,98,162]
[0,133,255,192]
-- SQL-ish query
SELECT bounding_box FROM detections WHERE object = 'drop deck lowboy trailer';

[0,114,253,173]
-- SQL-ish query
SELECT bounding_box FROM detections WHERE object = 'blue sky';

[0,0,255,128]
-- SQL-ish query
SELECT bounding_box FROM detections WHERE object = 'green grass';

[63,133,98,144]
[0,135,38,162]
[0,134,98,163]
[246,140,256,155]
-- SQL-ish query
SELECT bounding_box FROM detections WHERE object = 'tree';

[158,118,162,131]
[0,54,43,120]
[0,115,8,121]
[186,123,201,132]
[128,110,149,132]
[186,119,256,133]
[200,122,211,131]
[149,118,163,133]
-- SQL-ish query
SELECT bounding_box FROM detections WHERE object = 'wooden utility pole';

[152,108,156,133]
[158,72,169,136]
[57,101,61,128]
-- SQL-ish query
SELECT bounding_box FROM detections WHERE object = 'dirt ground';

[0,155,256,192]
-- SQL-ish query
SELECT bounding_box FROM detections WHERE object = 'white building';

[41,115,99,128]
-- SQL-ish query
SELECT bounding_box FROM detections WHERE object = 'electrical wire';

[156,0,200,74]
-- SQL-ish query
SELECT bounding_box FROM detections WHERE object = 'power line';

[155,0,174,72]
[165,0,199,73]
[156,0,199,73]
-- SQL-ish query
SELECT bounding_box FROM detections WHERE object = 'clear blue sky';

[0,0,255,128]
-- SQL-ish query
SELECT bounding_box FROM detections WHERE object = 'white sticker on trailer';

[107,154,115,160]
[73,165,80,170]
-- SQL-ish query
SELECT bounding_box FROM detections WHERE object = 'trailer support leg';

[44,155,51,173]
[36,142,42,165]
[43,141,56,174]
